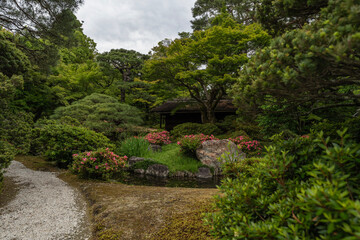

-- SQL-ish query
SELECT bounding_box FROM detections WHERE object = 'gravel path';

[0,161,91,240]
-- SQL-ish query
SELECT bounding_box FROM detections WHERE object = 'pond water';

[114,174,222,188]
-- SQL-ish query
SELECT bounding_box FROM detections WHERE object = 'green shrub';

[0,141,16,191]
[205,130,360,239]
[35,122,112,167]
[50,93,143,140]
[70,148,128,180]
[177,134,218,157]
[117,137,150,158]
[171,123,222,140]
[311,117,360,143]
[215,115,237,132]
[0,110,33,154]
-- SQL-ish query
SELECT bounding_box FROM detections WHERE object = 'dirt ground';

[8,156,219,240]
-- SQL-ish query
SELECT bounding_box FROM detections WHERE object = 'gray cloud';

[75,0,196,54]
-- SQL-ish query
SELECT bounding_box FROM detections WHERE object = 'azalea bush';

[205,130,360,239]
[177,134,218,157]
[144,131,171,145]
[228,136,262,157]
[70,148,128,180]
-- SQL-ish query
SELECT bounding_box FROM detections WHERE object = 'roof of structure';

[151,99,237,113]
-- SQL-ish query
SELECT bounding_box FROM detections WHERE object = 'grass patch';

[144,143,204,173]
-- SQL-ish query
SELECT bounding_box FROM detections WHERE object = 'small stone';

[196,167,212,179]
[149,144,162,152]
[134,169,145,175]
[128,156,145,166]
[183,171,196,178]
[172,171,186,178]
[145,164,169,177]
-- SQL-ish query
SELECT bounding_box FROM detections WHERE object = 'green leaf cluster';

[206,131,360,239]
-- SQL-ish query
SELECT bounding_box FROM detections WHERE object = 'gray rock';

[196,167,213,179]
[183,171,196,178]
[172,171,186,178]
[134,169,145,175]
[196,140,245,175]
[145,164,169,177]
[128,156,145,166]
[149,144,162,152]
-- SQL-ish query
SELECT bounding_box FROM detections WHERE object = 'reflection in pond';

[113,174,222,188]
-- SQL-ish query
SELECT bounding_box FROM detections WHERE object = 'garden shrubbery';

[0,141,16,190]
[228,136,262,157]
[34,122,112,167]
[144,131,171,145]
[171,122,222,140]
[205,130,360,239]
[70,148,128,180]
[50,93,143,140]
[0,110,33,154]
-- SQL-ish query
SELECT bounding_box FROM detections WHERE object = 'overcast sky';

[75,0,196,54]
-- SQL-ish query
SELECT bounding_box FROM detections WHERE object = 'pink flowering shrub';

[177,134,218,156]
[70,148,128,180]
[228,136,262,157]
[144,131,171,145]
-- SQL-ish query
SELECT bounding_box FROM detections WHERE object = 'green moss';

[150,201,215,240]
[98,229,123,240]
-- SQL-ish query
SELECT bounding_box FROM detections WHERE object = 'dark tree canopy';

[191,0,328,35]
[232,0,360,133]
[0,0,83,38]
[97,49,149,102]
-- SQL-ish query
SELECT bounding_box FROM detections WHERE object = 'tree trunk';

[200,106,216,124]
[120,89,126,102]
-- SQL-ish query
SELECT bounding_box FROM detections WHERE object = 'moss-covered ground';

[12,155,219,240]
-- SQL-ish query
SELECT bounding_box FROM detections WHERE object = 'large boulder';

[145,164,169,177]
[196,140,245,174]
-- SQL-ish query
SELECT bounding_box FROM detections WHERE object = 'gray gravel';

[0,161,91,240]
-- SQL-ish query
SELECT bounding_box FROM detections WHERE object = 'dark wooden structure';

[151,99,237,131]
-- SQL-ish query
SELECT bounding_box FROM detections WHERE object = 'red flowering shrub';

[177,134,218,156]
[228,136,262,157]
[70,148,128,180]
[144,131,171,145]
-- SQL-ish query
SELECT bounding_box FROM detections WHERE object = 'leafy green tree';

[50,93,143,140]
[191,0,328,35]
[0,0,83,38]
[232,0,360,134]
[97,49,149,102]
[144,13,269,123]
[191,0,258,30]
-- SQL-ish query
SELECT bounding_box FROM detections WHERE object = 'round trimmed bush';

[35,122,112,167]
